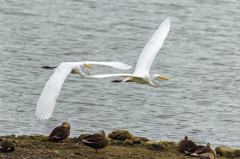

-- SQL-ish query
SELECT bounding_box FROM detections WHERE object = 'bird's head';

[99,130,106,136]
[62,122,70,128]
[79,63,93,77]
[184,136,189,141]
[153,74,168,80]
[150,74,168,87]
[207,143,211,147]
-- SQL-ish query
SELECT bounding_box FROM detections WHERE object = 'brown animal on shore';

[0,138,15,152]
[49,122,70,145]
[80,130,110,153]
[178,136,197,153]
[193,143,216,159]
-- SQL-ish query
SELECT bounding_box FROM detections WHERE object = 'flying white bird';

[36,61,132,120]
[87,17,171,87]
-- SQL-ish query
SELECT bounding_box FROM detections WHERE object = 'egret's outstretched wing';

[81,61,132,70]
[36,63,74,120]
[87,73,133,79]
[134,17,170,76]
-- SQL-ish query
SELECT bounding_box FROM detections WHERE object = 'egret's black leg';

[111,80,133,83]
[111,80,123,83]
[126,80,133,82]
[41,66,57,70]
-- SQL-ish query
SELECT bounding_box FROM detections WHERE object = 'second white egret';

[87,17,171,87]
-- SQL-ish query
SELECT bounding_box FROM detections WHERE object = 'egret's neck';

[78,71,87,78]
[78,65,90,77]
[148,81,159,87]
[71,68,85,77]
[148,75,159,87]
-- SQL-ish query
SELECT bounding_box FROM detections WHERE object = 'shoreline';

[0,130,237,159]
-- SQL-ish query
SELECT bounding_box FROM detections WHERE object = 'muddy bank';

[0,130,236,159]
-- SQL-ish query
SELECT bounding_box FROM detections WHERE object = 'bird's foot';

[41,66,56,70]
[111,80,133,83]
[125,80,133,82]
[58,143,65,146]
[111,80,123,83]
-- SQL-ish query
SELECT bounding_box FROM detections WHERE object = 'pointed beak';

[85,64,93,69]
[158,76,168,80]
[63,124,69,128]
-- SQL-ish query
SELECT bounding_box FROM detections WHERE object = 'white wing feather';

[81,61,132,70]
[133,17,171,76]
[36,63,74,120]
[36,19,170,120]
[36,61,131,120]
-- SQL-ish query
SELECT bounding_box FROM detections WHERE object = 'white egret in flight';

[87,17,171,87]
[36,61,131,120]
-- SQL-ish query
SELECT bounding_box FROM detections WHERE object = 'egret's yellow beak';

[85,64,93,69]
[158,76,168,80]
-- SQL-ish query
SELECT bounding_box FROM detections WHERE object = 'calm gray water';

[0,0,240,148]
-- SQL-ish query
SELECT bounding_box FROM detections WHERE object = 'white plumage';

[87,17,171,87]
[36,61,131,120]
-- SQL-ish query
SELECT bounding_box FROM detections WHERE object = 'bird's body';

[0,138,15,152]
[36,61,131,120]
[49,122,70,145]
[80,130,109,153]
[193,143,216,159]
[87,17,171,87]
[178,136,197,153]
